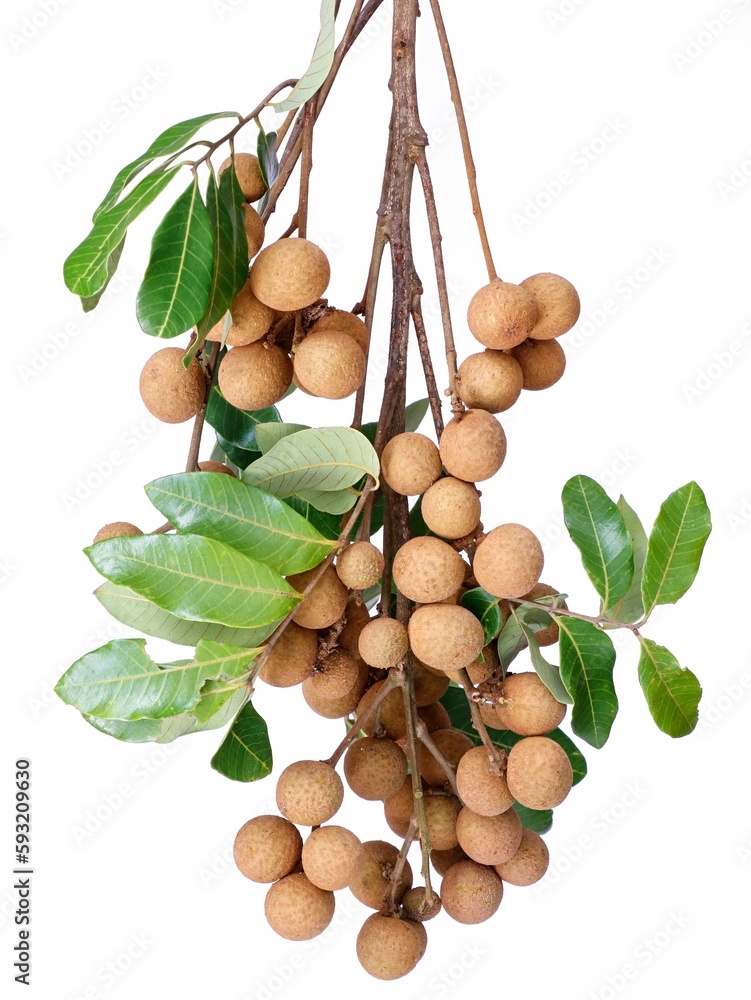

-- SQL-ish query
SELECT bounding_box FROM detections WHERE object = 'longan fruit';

[440,860,504,924]
[381,432,442,496]
[356,680,408,740]
[418,729,474,788]
[496,672,567,736]
[358,617,409,669]
[309,309,369,353]
[264,872,335,941]
[233,815,302,883]
[305,649,362,699]
[521,272,580,340]
[429,845,468,876]
[92,522,142,544]
[455,806,523,866]
[350,840,413,910]
[524,582,566,646]
[293,330,365,399]
[512,338,566,391]
[506,737,573,810]
[258,622,318,687]
[356,914,424,980]
[456,350,524,413]
[276,760,344,826]
[287,563,348,629]
[302,659,369,719]
[439,409,507,483]
[384,776,415,838]
[444,642,501,687]
[217,342,292,410]
[196,460,236,476]
[301,825,365,891]
[207,281,275,346]
[418,701,452,732]
[424,794,462,850]
[250,238,330,312]
[392,537,466,604]
[456,746,515,817]
[139,347,205,424]
[344,736,407,801]
[408,605,485,673]
[494,827,550,886]
[467,280,537,350]
[337,597,371,657]
[413,660,450,707]
[473,523,544,599]
[420,478,481,540]
[336,541,384,590]
[401,887,442,922]
[220,152,267,203]
[243,204,265,259]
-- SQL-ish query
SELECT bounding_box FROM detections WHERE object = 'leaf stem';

[508,597,643,634]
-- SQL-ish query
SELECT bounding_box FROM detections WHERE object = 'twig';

[185,342,220,472]
[410,297,445,438]
[387,816,418,911]
[508,598,643,634]
[325,670,403,767]
[297,101,316,240]
[416,721,460,796]
[456,667,503,772]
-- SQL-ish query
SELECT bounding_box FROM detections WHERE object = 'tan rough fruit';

[402,887,442,922]
[456,806,523,866]
[258,622,319,687]
[233,815,302,883]
[302,659,368,718]
[336,541,384,590]
[408,605,485,673]
[264,872,335,941]
[440,860,504,924]
[496,672,567,736]
[338,598,371,657]
[456,746,515,817]
[356,914,424,980]
[418,729,474,788]
[276,760,344,826]
[413,660,450,707]
[357,680,408,739]
[494,827,550,886]
[444,642,500,686]
[479,700,503,730]
[351,840,413,909]
[430,845,468,876]
[306,649,362,700]
[418,701,451,732]
[521,272,581,340]
[287,564,348,629]
[392,537,466,604]
[309,310,369,353]
[92,522,142,544]
[293,330,365,400]
[506,736,573,810]
[380,432,442,496]
[467,280,537,350]
[424,794,462,850]
[207,281,275,346]
[197,461,236,477]
[217,343,292,410]
[139,347,205,423]
[243,204,265,258]
[457,350,524,413]
[473,523,544,599]
[345,736,407,800]
[523,582,566,646]
[404,918,428,959]
[250,238,330,311]
[301,825,365,891]
[384,776,415,838]
[358,617,409,670]
[512,338,566,391]
[439,409,507,483]
[220,152,267,202]
[420,478,481,540]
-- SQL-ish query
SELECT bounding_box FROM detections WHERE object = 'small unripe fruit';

[264,872,335,941]
[494,827,550,886]
[456,746,515,816]
[496,672,567,736]
[287,563,348,629]
[506,737,573,810]
[344,736,408,801]
[139,347,205,424]
[457,350,524,413]
[467,280,537,350]
[521,272,580,340]
[243,204,265,258]
[440,860,504,924]
[423,794,462,850]
[233,814,302,883]
[258,622,318,687]
[276,760,344,826]
[356,914,424,980]
[302,659,368,718]
[305,649,362,699]
[293,330,365,399]
[336,541,384,590]
[417,729,474,788]
[92,522,142,544]
[301,825,365,890]
[358,617,409,669]
[250,238,330,311]
[220,152,267,202]
[456,806,523,866]
[393,536,466,604]
[412,660,450,707]
[524,582,566,646]
[429,845,468,876]
[384,776,415,838]
[408,605,485,672]
[350,840,413,909]
[439,409,507,483]
[402,886,442,922]
[473,523,544,599]
[420,478,481,539]
[217,342,292,410]
[309,309,369,353]
[512,338,566,391]
[197,461,236,476]
[381,432,441,496]
[207,281,275,346]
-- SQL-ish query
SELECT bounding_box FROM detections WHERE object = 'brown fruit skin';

[512,338,566,391]
[258,622,319,687]
[496,672,567,736]
[439,409,507,483]
[344,737,408,801]
[420,478,481,540]
[358,617,409,669]
[402,886,442,922]
[456,350,524,413]
[384,775,415,838]
[417,729,474,788]
[302,659,368,718]
[233,815,302,883]
[413,660,450,707]
[220,152,267,202]
[424,794,462,850]
[444,642,500,687]
[521,272,580,340]
[467,280,538,350]
[408,605,485,673]
[456,806,523,866]
[217,343,292,410]
[207,281,275,346]
[309,310,369,353]
[293,330,365,399]
[92,522,142,544]
[250,238,330,312]
[456,746,515,817]
[393,536,466,604]
[430,844,468,876]
[524,582,566,646]
[301,825,365,891]
[356,914,423,980]
[197,461,236,477]
[336,541,384,590]
[357,680,410,740]
[381,432,442,496]
[306,649,361,699]
[264,873,335,941]
[243,204,265,258]
[350,841,413,910]
[473,523,544,599]
[440,860,504,924]
[338,597,372,657]
[494,827,550,886]
[139,347,205,424]
[287,564,348,629]
[506,736,573,810]
[276,760,344,827]
[418,701,451,732]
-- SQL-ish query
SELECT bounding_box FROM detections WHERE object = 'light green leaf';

[497,604,554,673]
[516,619,573,705]
[459,588,505,645]
[255,422,311,453]
[558,618,618,749]
[256,127,279,215]
[605,497,649,624]
[637,637,701,737]
[294,486,360,514]
[272,0,337,112]
[80,238,126,312]
[211,701,272,781]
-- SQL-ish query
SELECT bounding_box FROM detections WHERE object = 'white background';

[3,0,751,997]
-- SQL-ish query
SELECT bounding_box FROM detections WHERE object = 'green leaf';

[515,619,573,705]
[218,165,250,293]
[605,497,649,624]
[195,170,248,340]
[641,482,711,616]
[558,618,618,749]
[215,433,261,471]
[294,486,361,514]
[205,386,280,453]
[459,588,505,645]
[284,496,342,540]
[257,128,279,191]
[272,0,337,112]
[562,475,634,611]
[497,604,554,673]
[513,803,553,834]
[211,701,272,781]
[136,178,214,339]
[637,637,701,737]
[80,238,126,312]
[86,534,300,629]
[146,472,336,574]
[361,398,430,445]
[94,582,279,649]
[65,168,180,298]
[255,422,310,453]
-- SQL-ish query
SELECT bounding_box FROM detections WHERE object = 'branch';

[325,670,403,767]
[387,816,418,911]
[185,341,220,472]
[508,598,643,634]
[456,667,503,773]
[416,721,459,797]
[410,296,445,439]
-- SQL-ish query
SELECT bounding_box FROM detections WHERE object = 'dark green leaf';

[284,496,342,540]
[497,604,554,673]
[195,171,248,340]
[80,238,126,312]
[515,620,572,705]
[558,618,618,748]
[218,165,250,293]
[205,386,280,452]
[216,433,261,470]
[211,701,272,781]
[605,497,648,624]
[513,803,553,834]
[460,588,505,645]
[637,637,701,737]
